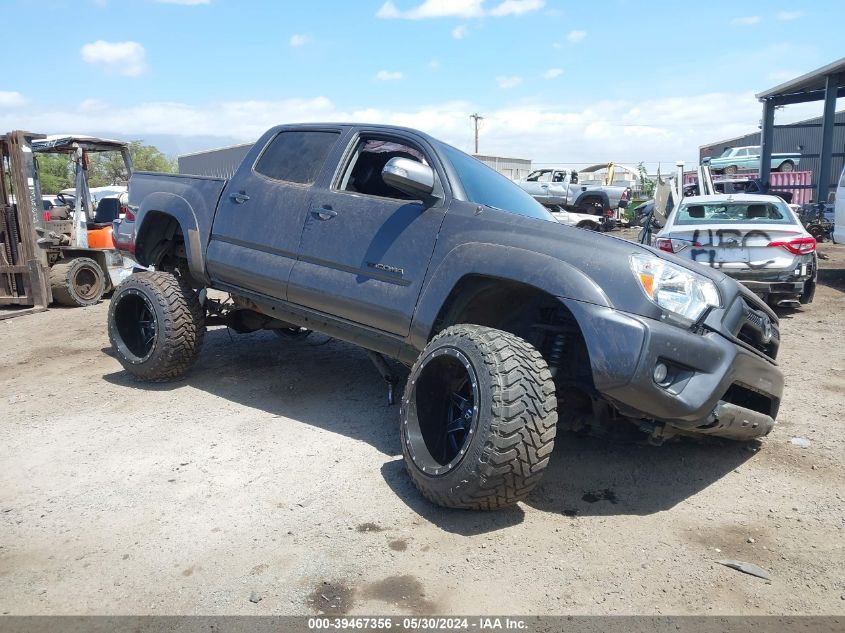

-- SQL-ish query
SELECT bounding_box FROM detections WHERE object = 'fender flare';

[135,192,210,285]
[408,242,612,350]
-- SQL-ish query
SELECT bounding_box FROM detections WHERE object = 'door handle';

[314,206,338,220]
[230,192,250,204]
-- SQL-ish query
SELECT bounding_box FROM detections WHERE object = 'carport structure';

[757,57,845,202]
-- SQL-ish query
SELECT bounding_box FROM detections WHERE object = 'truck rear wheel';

[108,271,205,382]
[50,257,105,307]
[400,325,557,510]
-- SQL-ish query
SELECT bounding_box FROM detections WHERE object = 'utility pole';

[469,113,484,154]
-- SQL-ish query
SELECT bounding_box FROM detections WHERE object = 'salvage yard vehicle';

[708,146,800,175]
[543,204,606,231]
[834,165,845,244]
[653,194,817,308]
[516,168,630,218]
[108,123,784,510]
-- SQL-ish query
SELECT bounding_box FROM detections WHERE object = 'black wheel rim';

[405,347,480,476]
[113,290,157,361]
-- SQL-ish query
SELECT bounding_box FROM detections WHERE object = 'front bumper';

[561,299,783,439]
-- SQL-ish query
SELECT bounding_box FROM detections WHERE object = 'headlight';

[630,254,721,322]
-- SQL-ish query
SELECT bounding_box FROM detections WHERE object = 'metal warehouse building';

[700,109,845,202]
[178,143,253,179]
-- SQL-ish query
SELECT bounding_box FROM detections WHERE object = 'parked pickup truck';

[708,146,800,175]
[109,123,784,510]
[516,169,630,218]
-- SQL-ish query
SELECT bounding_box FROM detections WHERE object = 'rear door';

[287,132,447,336]
[206,128,343,301]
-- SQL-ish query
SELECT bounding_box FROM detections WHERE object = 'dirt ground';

[1,240,843,616]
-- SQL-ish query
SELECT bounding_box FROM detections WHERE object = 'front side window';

[337,138,429,200]
[254,130,339,185]
[674,201,797,225]
[442,145,554,221]
[526,170,552,182]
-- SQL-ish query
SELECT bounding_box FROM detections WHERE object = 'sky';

[1,0,843,170]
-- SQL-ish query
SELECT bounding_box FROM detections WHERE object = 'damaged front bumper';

[562,299,783,441]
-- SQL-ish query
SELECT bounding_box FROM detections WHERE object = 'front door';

[206,128,342,301]
[287,135,446,336]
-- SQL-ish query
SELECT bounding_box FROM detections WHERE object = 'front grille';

[735,301,779,360]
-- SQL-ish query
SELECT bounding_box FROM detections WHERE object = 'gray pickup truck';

[109,123,784,510]
[516,168,630,217]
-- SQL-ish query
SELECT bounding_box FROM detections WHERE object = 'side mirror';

[382,157,434,199]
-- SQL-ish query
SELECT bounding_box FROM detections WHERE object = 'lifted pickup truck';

[109,123,784,510]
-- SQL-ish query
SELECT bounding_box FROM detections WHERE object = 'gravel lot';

[1,240,843,616]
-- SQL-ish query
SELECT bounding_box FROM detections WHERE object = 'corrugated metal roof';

[756,57,845,100]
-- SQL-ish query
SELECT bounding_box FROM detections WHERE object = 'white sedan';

[653,194,817,308]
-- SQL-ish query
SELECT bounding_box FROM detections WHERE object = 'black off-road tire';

[108,271,205,382]
[401,325,557,510]
[50,257,105,307]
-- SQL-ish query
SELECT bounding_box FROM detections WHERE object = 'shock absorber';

[547,333,566,377]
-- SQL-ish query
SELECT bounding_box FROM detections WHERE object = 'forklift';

[0,131,132,316]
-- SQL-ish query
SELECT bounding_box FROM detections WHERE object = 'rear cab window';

[674,201,797,225]
[254,130,340,185]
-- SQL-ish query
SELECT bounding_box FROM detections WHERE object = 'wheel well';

[136,211,183,268]
[432,275,595,392]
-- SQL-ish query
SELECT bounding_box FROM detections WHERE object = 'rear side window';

[254,130,339,184]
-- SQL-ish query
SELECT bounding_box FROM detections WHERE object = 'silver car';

[654,194,817,307]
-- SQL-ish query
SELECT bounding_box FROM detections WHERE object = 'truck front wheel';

[400,325,557,510]
[108,271,205,382]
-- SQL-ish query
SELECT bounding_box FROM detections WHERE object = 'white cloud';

[730,15,761,26]
[567,30,586,43]
[452,24,468,39]
[377,0,484,19]
[0,91,27,108]
[496,75,522,89]
[4,91,833,170]
[776,10,803,21]
[376,0,543,19]
[488,0,545,17]
[154,0,210,4]
[289,34,311,47]
[375,70,403,81]
[80,40,147,76]
[543,68,563,79]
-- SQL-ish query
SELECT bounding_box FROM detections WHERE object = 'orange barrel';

[87,226,115,249]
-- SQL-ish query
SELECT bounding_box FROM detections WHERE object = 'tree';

[88,141,176,187]
[35,153,74,193]
[637,162,655,198]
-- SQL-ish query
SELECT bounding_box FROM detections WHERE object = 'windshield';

[719,148,733,157]
[443,145,554,221]
[674,201,797,225]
